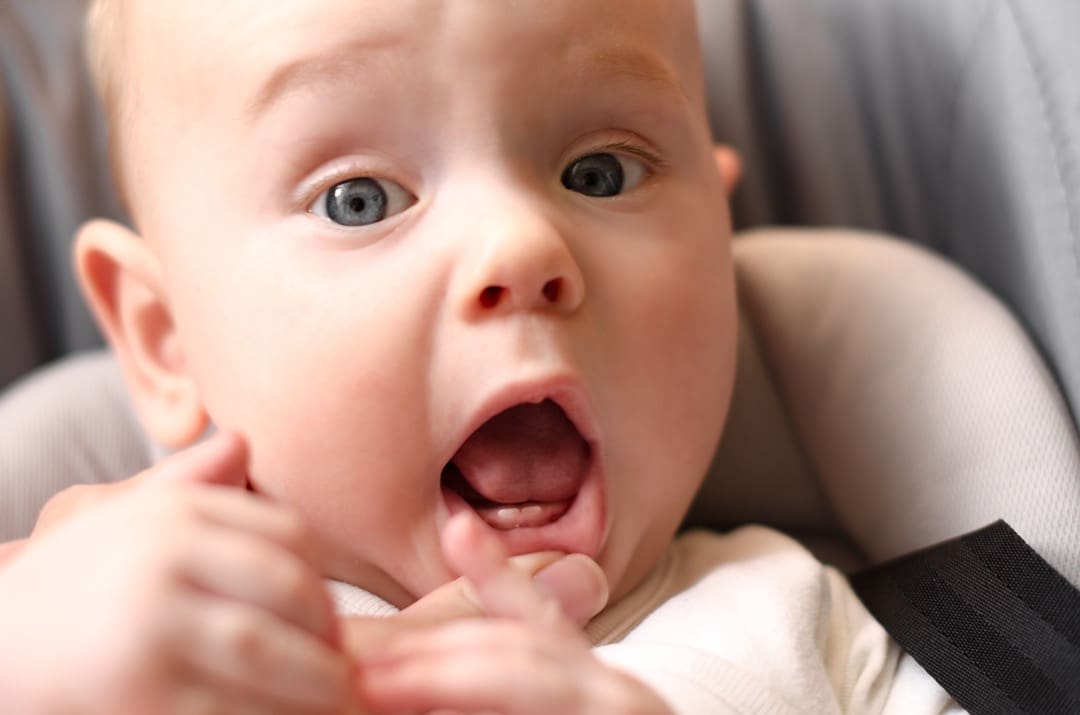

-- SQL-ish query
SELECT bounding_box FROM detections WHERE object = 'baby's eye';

[310,177,414,227]
[561,152,648,197]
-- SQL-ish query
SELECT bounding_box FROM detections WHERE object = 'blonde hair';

[85,0,129,207]
[85,0,120,121]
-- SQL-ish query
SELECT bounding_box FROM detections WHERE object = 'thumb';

[138,430,250,489]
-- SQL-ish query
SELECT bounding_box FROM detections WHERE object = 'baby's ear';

[713,145,742,197]
[74,220,208,448]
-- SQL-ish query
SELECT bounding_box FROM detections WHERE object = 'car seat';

[1,1,1079,710]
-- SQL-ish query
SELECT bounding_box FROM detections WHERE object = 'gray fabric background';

[695,0,1080,424]
[0,0,122,388]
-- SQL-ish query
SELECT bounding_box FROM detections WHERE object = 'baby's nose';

[456,204,585,319]
[477,277,566,311]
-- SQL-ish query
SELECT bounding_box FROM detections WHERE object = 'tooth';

[474,505,528,530]
[496,507,523,528]
[474,500,572,530]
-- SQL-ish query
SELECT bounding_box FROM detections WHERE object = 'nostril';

[480,286,504,309]
[542,279,562,303]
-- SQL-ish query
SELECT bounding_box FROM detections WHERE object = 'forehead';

[131,0,703,114]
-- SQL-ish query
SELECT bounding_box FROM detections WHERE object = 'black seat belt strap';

[851,520,1080,715]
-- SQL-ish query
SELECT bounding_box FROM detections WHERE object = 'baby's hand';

[0,432,356,715]
[356,513,674,715]
[342,537,609,668]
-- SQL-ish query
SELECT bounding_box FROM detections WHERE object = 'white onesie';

[331,526,964,714]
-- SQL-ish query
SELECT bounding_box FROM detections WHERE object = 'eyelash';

[588,140,667,172]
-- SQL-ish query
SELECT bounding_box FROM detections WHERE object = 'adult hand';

[0,432,356,715]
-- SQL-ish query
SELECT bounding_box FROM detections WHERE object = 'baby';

[0,0,961,713]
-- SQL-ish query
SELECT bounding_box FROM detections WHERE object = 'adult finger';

[190,488,326,572]
[177,524,337,645]
[358,621,584,715]
[140,430,250,489]
[170,592,356,714]
[178,677,359,715]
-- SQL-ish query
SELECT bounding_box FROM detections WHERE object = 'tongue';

[450,400,589,507]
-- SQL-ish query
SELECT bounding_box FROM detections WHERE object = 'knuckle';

[222,612,268,662]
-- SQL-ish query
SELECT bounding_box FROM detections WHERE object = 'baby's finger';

[170,592,356,714]
[178,524,337,645]
[440,512,578,633]
[141,430,250,489]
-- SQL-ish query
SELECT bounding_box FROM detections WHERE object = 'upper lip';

[443,373,602,471]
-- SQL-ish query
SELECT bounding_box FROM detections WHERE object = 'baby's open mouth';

[441,399,591,531]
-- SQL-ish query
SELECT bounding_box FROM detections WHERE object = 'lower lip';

[440,460,607,559]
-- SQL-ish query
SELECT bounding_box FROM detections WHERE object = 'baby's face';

[125,0,736,606]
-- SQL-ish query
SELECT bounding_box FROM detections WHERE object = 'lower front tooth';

[475,501,570,530]
[494,507,524,528]
[521,505,543,520]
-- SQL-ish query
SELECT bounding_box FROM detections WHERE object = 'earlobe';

[74,220,209,448]
[713,145,742,197]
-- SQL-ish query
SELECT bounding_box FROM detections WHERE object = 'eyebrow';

[247,39,395,121]
[580,47,690,104]
[247,42,689,122]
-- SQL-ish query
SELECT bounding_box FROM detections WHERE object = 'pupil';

[561,153,623,197]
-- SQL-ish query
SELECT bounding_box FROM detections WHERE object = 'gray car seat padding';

[0,350,152,540]
[0,0,119,385]
[0,79,45,389]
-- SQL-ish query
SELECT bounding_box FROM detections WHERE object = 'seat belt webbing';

[851,520,1080,715]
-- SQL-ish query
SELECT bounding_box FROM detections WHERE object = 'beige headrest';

[691,229,1080,584]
